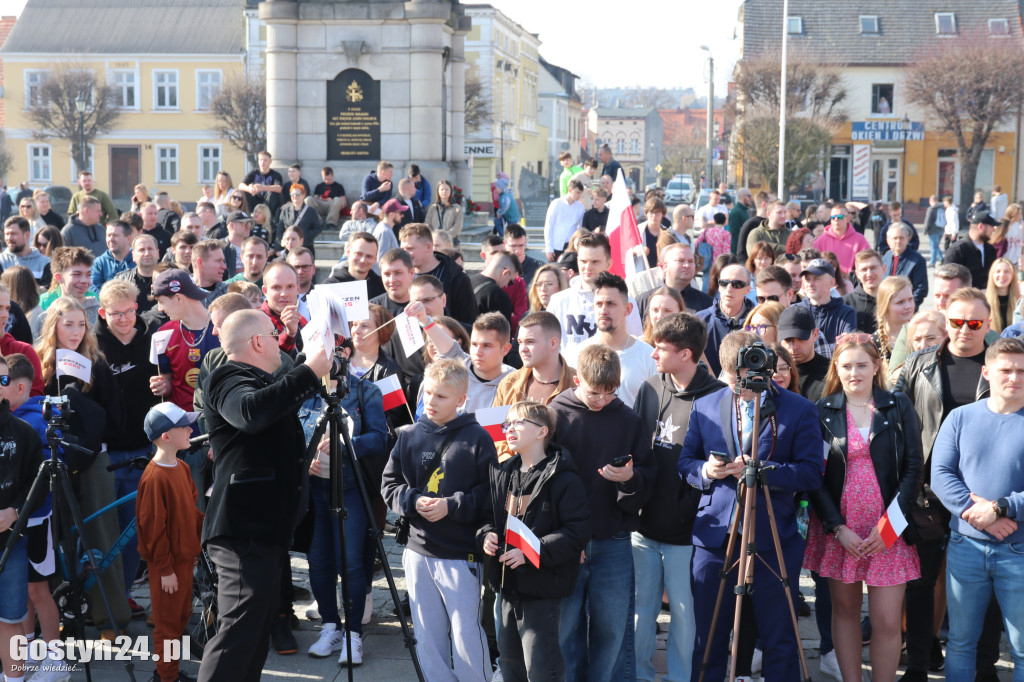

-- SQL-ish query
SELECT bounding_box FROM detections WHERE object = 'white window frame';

[195,69,222,111]
[630,139,639,154]
[935,12,957,35]
[156,144,179,184]
[616,139,625,155]
[23,70,49,108]
[68,143,95,180]
[197,144,222,184]
[27,144,52,183]
[990,18,1010,36]
[787,16,803,35]
[109,68,139,110]
[153,69,180,110]
[860,16,880,34]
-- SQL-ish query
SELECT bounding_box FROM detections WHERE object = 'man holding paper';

[933,337,1024,682]
[261,262,307,358]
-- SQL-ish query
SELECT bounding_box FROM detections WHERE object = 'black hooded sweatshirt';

[94,316,161,450]
[633,364,726,545]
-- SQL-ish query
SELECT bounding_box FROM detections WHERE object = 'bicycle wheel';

[187,552,218,660]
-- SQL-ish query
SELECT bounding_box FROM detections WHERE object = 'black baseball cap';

[778,305,817,341]
[153,269,207,301]
[226,210,254,224]
[800,258,836,279]
[970,210,998,227]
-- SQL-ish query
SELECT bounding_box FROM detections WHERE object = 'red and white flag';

[604,169,644,278]
[373,375,406,411]
[150,329,173,365]
[476,405,511,443]
[876,493,909,548]
[505,513,541,568]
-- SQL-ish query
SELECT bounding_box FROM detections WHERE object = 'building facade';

[538,57,584,187]
[587,107,662,189]
[1,0,248,205]
[736,0,1024,208]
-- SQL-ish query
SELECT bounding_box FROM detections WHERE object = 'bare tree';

[464,71,489,134]
[209,75,267,169]
[0,131,14,184]
[905,38,1024,212]
[660,121,707,182]
[26,63,122,174]
[729,53,847,195]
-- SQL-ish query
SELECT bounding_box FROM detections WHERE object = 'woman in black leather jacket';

[804,333,924,682]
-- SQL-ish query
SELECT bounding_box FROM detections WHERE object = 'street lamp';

[74,94,86,175]
[700,45,714,189]
[901,113,910,204]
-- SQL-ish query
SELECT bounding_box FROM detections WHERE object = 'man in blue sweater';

[932,337,1024,682]
[796,258,856,359]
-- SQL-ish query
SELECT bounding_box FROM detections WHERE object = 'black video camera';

[736,342,776,393]
[330,337,355,381]
[42,395,71,428]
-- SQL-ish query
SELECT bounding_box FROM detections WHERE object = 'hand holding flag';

[875,493,908,549]
[504,514,541,569]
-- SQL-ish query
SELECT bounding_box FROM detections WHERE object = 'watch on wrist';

[423,315,436,331]
[995,498,1010,518]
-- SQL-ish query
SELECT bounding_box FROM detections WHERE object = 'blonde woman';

[528,264,568,312]
[985,257,1019,334]
[640,286,684,345]
[130,184,151,213]
[871,276,915,367]
[16,196,46,238]
[743,300,785,345]
[213,170,235,216]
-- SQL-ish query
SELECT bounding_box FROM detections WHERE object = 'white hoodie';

[546,276,643,367]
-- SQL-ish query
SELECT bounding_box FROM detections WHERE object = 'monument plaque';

[326,69,381,160]
[518,168,550,227]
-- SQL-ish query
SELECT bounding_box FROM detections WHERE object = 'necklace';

[847,398,873,409]
[180,319,210,348]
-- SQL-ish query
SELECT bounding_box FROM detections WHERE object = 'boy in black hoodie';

[549,344,654,682]
[479,400,591,682]
[381,358,495,681]
[632,312,725,682]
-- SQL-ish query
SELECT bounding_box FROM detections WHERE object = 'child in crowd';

[136,403,204,682]
[381,359,496,681]
[479,400,591,682]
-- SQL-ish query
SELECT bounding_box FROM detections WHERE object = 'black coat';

[0,399,45,545]
[944,238,996,289]
[202,360,321,547]
[476,444,591,600]
[812,389,924,534]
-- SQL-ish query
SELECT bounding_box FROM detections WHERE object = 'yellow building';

[1,0,249,205]
[463,4,549,211]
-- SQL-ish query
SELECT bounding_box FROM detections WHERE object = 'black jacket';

[477,444,591,600]
[202,360,321,546]
[324,263,385,299]
[423,251,478,325]
[944,237,996,289]
[354,350,411,428]
[893,339,990,467]
[95,316,159,450]
[157,208,180,233]
[469,273,514,319]
[811,389,924,534]
[633,365,726,544]
[0,399,44,545]
[114,267,156,313]
[843,286,877,334]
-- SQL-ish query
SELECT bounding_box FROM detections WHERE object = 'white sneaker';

[305,601,321,620]
[307,622,344,657]
[30,658,72,682]
[362,592,373,625]
[338,632,363,666]
[751,647,763,674]
[819,649,842,681]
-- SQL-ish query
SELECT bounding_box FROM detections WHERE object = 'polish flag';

[149,329,173,365]
[373,375,406,411]
[876,493,909,548]
[604,169,644,278]
[505,513,541,568]
[476,405,511,443]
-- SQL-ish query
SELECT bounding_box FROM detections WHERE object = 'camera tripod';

[697,370,811,682]
[0,397,137,682]
[304,357,424,682]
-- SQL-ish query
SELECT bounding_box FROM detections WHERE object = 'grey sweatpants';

[403,550,493,681]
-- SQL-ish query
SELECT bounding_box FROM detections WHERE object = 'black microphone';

[190,433,211,447]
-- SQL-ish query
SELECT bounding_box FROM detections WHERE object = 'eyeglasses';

[948,318,986,331]
[19,204,32,209]
[500,418,542,433]
[756,294,781,304]
[776,253,799,262]
[775,364,791,375]
[104,309,136,320]
[718,279,749,290]
[293,264,315,271]
[831,214,845,220]
[412,294,440,305]
[583,390,617,402]
[0,375,10,386]
[248,328,281,344]
[836,332,873,345]
[231,196,242,202]
[290,192,303,197]
[744,323,775,335]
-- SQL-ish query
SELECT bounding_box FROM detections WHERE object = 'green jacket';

[728,203,750,253]
[559,165,582,196]
[67,189,119,225]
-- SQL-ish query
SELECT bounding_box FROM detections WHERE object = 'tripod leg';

[0,460,53,573]
[326,412,355,682]
[730,480,759,682]
[697,493,743,682]
[760,484,811,682]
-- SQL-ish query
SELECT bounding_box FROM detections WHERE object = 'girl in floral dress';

[806,334,924,682]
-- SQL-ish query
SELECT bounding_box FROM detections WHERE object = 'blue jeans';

[631,533,694,682]
[945,531,1024,682]
[307,476,368,633]
[107,447,149,599]
[560,534,635,682]
[928,232,944,266]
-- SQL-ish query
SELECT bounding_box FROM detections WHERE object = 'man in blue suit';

[678,331,823,682]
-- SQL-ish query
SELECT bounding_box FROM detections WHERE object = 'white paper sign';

[56,349,92,384]
[150,329,173,365]
[394,312,425,357]
[318,281,369,322]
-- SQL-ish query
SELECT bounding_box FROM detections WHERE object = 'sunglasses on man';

[718,279,749,290]
[948,318,985,331]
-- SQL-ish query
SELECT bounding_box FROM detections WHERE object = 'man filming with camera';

[678,331,823,682]
[197,309,331,682]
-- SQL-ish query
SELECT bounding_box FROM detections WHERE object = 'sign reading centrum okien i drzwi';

[326,69,381,160]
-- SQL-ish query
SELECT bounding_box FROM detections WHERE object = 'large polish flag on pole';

[605,169,645,278]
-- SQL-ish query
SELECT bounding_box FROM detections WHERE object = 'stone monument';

[260,0,472,202]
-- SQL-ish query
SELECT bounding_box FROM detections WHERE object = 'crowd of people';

[0,151,1022,682]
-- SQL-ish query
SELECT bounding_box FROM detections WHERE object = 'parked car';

[44,185,73,217]
[665,175,694,204]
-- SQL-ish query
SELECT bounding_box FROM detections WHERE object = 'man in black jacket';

[399,223,478,325]
[944,211,997,289]
[632,312,725,682]
[198,309,330,682]
[470,251,516,319]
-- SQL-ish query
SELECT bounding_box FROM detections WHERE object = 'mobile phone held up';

[610,454,632,468]
[710,450,732,463]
